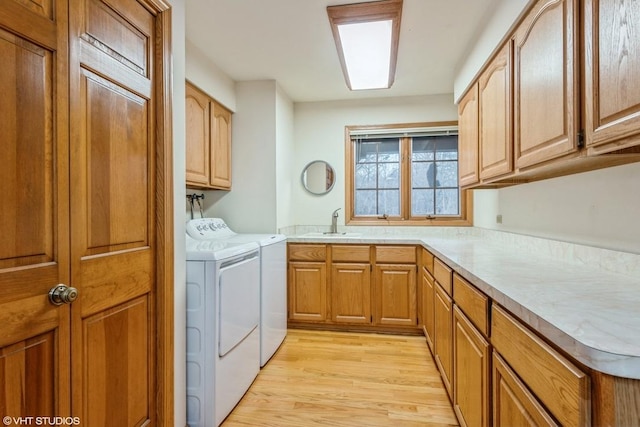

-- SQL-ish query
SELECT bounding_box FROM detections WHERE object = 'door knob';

[48,284,79,306]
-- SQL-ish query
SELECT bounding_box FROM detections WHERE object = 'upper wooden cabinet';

[185,81,232,190]
[584,0,640,154]
[480,42,513,180]
[513,0,579,169]
[458,82,480,187]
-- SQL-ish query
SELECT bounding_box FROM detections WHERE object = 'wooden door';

[453,306,490,427]
[288,262,327,322]
[479,42,512,180]
[458,83,480,187]
[434,283,453,399]
[0,0,71,417]
[331,263,371,324]
[210,101,232,189]
[373,264,417,327]
[186,82,211,186]
[513,0,579,168]
[69,0,163,424]
[584,0,640,154]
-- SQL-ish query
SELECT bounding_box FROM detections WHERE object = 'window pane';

[412,139,436,161]
[355,190,377,215]
[435,137,458,160]
[436,161,458,187]
[378,163,399,188]
[378,190,400,215]
[378,140,400,161]
[411,161,436,188]
[357,142,378,163]
[435,189,459,215]
[355,163,376,189]
[412,189,434,216]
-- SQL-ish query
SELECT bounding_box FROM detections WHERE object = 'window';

[346,122,472,226]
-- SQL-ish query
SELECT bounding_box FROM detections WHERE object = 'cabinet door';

[185,83,211,186]
[373,264,417,327]
[434,283,453,399]
[584,0,640,154]
[210,101,232,189]
[422,268,436,351]
[453,306,490,427]
[331,263,371,324]
[458,83,480,187]
[288,262,327,322]
[479,42,513,180]
[493,352,559,427]
[513,0,579,168]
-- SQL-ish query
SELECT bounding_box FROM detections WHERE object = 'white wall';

[453,0,530,101]
[170,1,187,426]
[474,163,640,253]
[185,39,237,111]
[276,85,295,230]
[293,94,458,226]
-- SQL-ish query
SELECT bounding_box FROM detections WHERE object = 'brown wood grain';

[458,82,480,187]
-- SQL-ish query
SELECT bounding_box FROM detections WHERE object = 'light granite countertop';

[287,230,640,379]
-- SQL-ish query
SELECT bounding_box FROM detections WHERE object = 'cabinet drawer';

[375,246,416,263]
[433,258,452,295]
[491,305,590,427]
[421,247,434,274]
[332,245,370,262]
[453,273,489,336]
[288,244,326,262]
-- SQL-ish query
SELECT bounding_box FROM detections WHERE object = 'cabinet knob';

[48,284,79,306]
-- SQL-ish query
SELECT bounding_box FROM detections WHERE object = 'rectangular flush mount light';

[327,0,403,90]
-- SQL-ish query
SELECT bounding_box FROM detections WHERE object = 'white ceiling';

[186,0,499,103]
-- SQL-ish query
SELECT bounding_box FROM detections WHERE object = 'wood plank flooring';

[222,329,459,426]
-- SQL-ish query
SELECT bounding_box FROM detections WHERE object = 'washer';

[185,220,261,427]
[188,218,287,367]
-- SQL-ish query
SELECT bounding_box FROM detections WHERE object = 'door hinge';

[577,130,585,148]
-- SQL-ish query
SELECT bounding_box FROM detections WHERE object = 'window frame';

[345,121,473,226]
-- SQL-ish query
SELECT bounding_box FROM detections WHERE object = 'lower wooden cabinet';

[331,262,371,324]
[288,261,327,322]
[421,266,436,351]
[453,305,490,427]
[374,263,417,327]
[493,351,559,427]
[434,283,453,399]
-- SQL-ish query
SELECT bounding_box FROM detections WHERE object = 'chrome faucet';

[330,208,341,234]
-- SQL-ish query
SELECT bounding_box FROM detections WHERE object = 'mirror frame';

[301,160,335,195]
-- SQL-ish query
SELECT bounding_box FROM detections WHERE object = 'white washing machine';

[185,220,261,427]
[188,218,287,367]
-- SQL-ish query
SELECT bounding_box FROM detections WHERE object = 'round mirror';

[301,160,335,195]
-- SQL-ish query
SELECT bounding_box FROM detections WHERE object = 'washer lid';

[186,234,258,261]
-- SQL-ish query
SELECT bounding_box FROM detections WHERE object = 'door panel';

[70,0,156,422]
[0,0,70,417]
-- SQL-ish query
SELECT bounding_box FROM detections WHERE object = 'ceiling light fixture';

[327,0,403,91]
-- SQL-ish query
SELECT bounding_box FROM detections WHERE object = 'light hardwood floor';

[222,329,459,426]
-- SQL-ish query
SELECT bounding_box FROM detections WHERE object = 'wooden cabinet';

[453,274,491,427]
[287,243,418,332]
[331,245,371,324]
[373,246,417,327]
[491,305,590,427]
[493,351,558,427]
[458,82,480,187]
[584,0,640,154]
[420,249,436,351]
[185,81,232,189]
[513,0,580,169]
[479,42,513,180]
[434,282,453,400]
[288,244,328,322]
